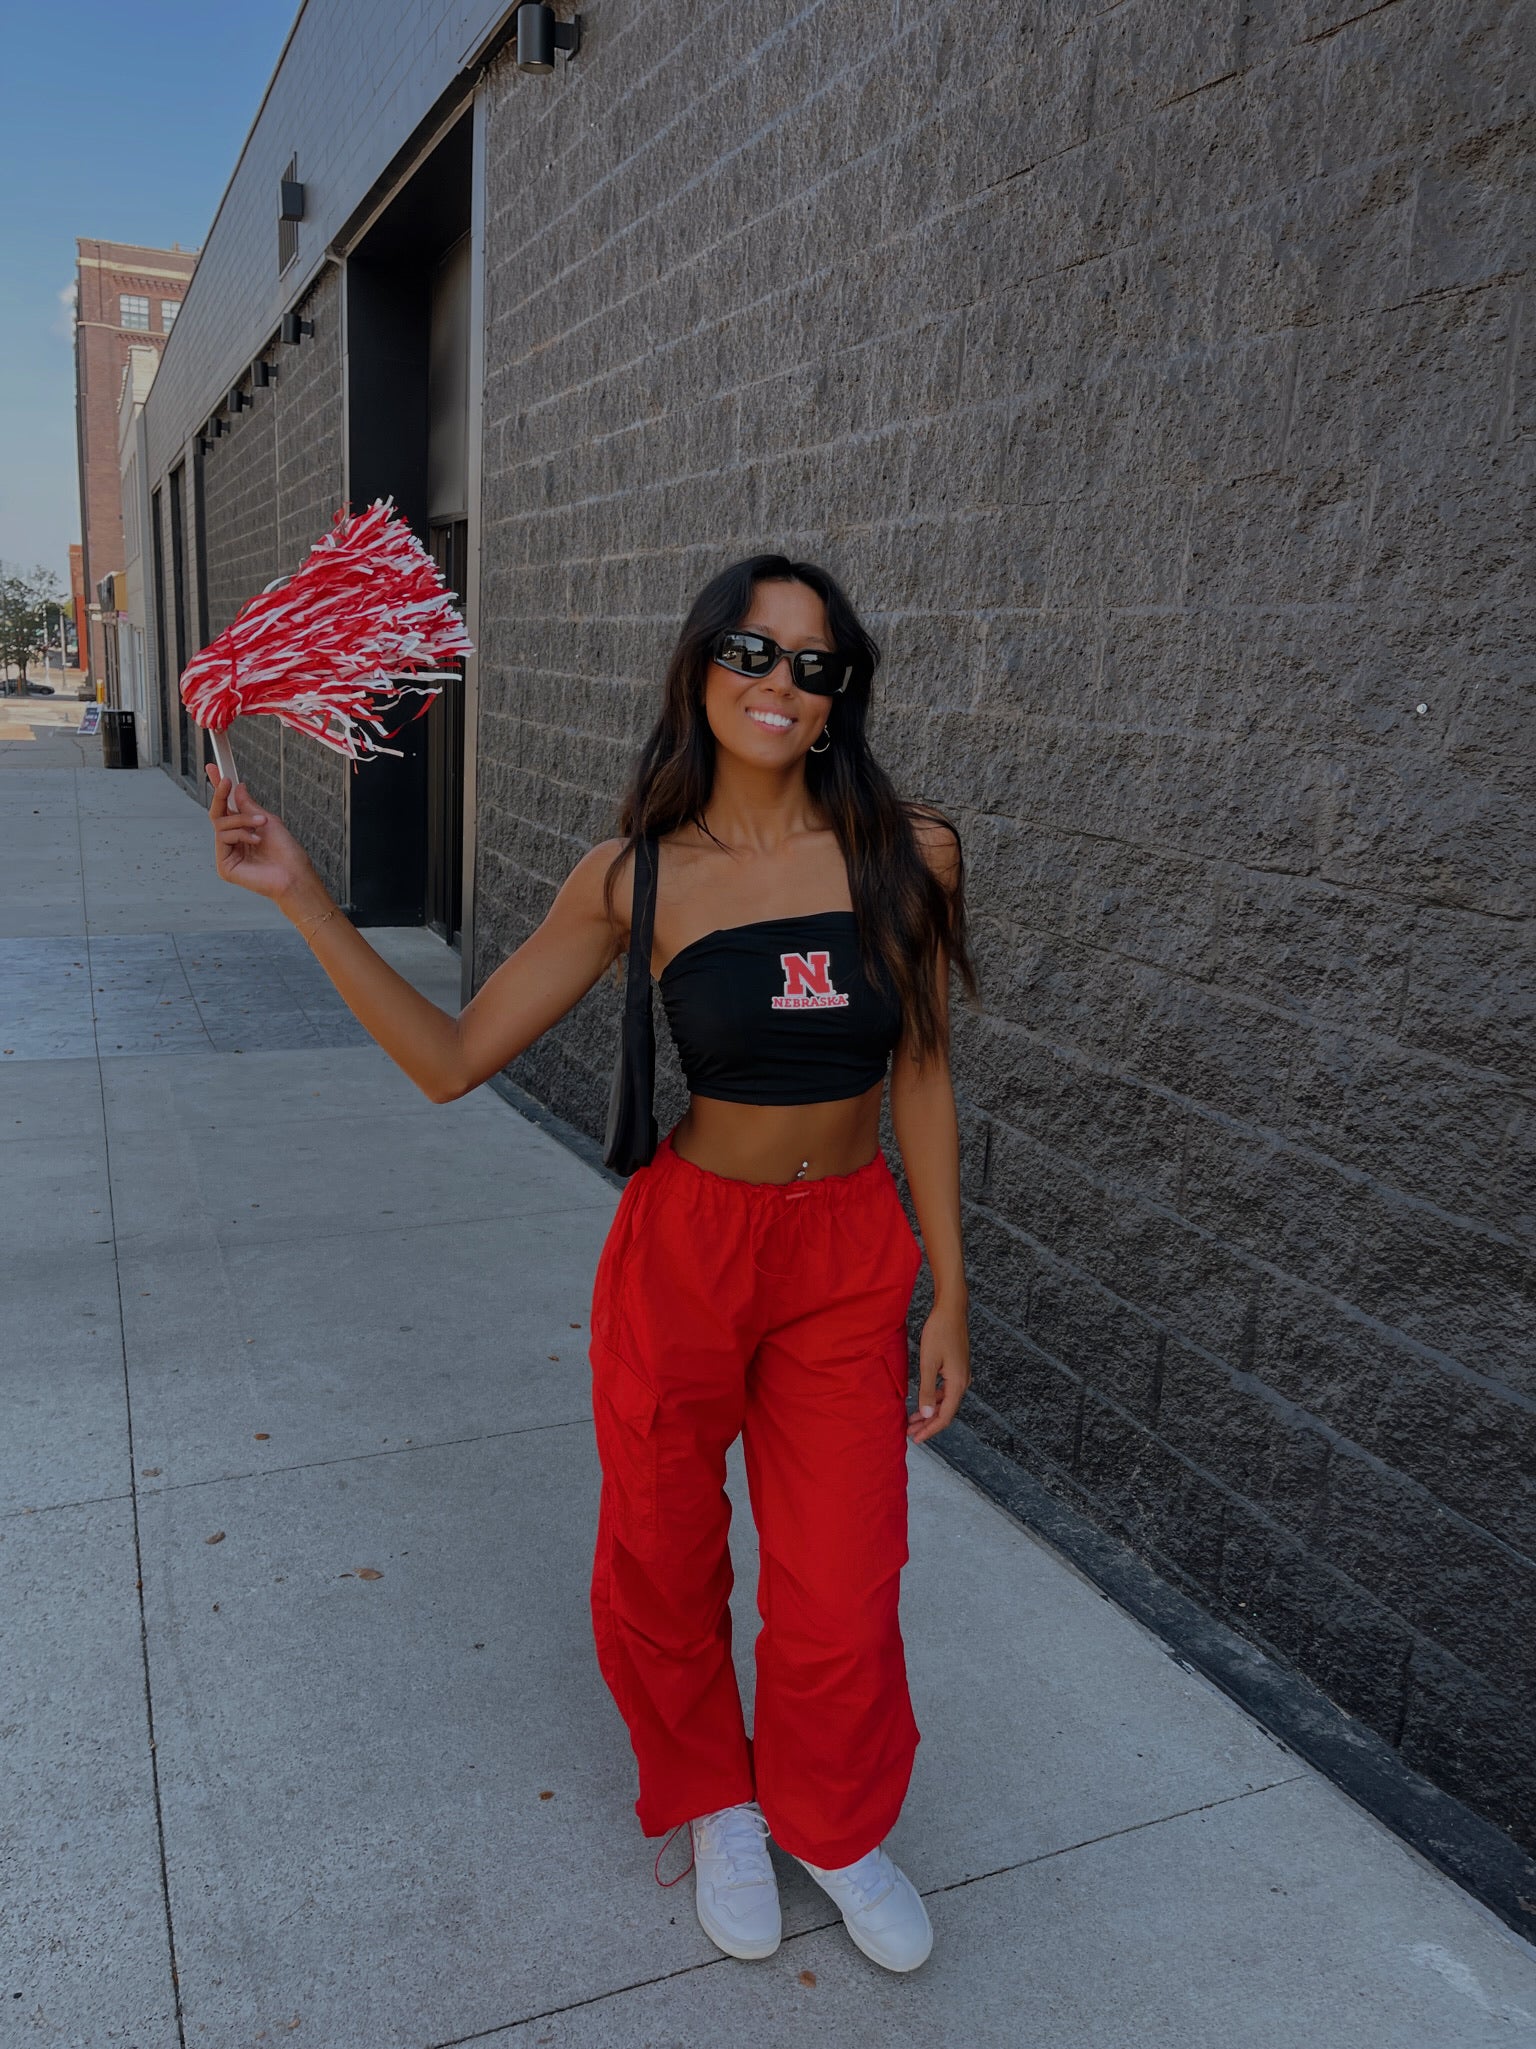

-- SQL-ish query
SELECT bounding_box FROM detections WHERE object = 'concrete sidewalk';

[0,689,102,778]
[4,746,1533,2049]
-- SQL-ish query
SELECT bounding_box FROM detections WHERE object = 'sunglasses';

[709,629,857,696]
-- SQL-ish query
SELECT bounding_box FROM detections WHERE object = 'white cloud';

[52,280,76,341]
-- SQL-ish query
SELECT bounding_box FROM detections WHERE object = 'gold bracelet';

[300,906,338,943]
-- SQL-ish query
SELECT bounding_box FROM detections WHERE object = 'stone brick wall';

[476,0,1533,1847]
[273,268,350,902]
[191,268,349,904]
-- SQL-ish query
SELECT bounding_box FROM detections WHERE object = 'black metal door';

[168,465,194,781]
[150,487,172,765]
[425,519,467,949]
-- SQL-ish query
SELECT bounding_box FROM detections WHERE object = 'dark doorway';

[424,228,471,949]
[191,447,213,783]
[151,486,172,766]
[427,519,468,946]
[344,110,472,932]
[168,464,193,780]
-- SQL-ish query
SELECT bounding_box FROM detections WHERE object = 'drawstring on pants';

[748,1177,815,1281]
[654,1819,696,1887]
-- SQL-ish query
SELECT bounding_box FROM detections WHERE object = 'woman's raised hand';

[205,763,318,906]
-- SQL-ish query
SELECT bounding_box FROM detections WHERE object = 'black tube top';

[656,912,903,1106]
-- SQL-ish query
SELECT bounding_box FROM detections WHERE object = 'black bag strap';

[625,830,660,1156]
[604,830,661,1174]
[627,829,659,1018]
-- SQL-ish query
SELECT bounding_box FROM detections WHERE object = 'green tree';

[0,563,65,693]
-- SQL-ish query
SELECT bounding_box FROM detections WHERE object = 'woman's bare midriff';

[668,1083,885,1186]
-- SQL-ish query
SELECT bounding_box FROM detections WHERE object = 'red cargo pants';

[588,1126,924,1869]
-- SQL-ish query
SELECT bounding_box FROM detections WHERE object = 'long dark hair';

[603,554,978,1065]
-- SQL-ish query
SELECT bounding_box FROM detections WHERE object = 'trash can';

[102,707,138,770]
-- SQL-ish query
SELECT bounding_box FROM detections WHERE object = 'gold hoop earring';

[809,727,831,754]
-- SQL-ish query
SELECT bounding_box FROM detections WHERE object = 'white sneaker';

[795,1843,933,1972]
[690,1802,782,1960]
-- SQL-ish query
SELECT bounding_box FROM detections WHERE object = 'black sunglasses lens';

[716,632,773,675]
[793,650,852,694]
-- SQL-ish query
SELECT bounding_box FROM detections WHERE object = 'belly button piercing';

[794,1159,810,1180]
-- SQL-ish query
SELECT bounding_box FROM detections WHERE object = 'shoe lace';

[654,1821,694,1887]
[653,1802,771,1890]
[695,1803,774,1888]
[828,1845,897,1913]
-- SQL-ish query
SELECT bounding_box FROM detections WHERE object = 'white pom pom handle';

[210,727,239,792]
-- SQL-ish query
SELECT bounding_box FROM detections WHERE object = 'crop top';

[656,911,904,1106]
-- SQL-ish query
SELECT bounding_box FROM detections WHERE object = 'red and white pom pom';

[180,498,473,767]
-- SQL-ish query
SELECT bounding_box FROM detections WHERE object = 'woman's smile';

[746,705,795,732]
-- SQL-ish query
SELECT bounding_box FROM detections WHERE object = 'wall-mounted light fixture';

[280,310,314,345]
[515,3,581,71]
[208,415,228,439]
[278,154,302,275]
[253,358,278,388]
[229,386,252,413]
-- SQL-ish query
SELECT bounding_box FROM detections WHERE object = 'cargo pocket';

[589,1335,661,1543]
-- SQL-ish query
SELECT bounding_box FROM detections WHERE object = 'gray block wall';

[475,0,1533,1848]
[202,349,282,811]
[192,268,349,904]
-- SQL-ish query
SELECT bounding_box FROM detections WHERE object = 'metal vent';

[278,154,299,274]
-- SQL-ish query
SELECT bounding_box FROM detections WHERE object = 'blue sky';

[0,3,297,585]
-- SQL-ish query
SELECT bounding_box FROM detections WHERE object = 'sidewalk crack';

[135,1414,594,1498]
[76,768,190,2049]
[1,1488,135,1523]
[921,1772,1313,1901]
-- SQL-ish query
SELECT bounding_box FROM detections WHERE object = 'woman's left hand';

[907,1298,971,1444]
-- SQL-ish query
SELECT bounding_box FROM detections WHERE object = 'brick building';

[68,544,86,671]
[106,346,161,719]
[134,0,1534,1897]
[73,237,197,689]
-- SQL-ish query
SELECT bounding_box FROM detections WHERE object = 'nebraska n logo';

[772,950,850,1010]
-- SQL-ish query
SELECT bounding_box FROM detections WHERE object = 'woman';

[205,554,977,1974]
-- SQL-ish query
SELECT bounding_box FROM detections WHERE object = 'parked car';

[1,680,58,697]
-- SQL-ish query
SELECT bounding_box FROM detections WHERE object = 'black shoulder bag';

[603,831,660,1176]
